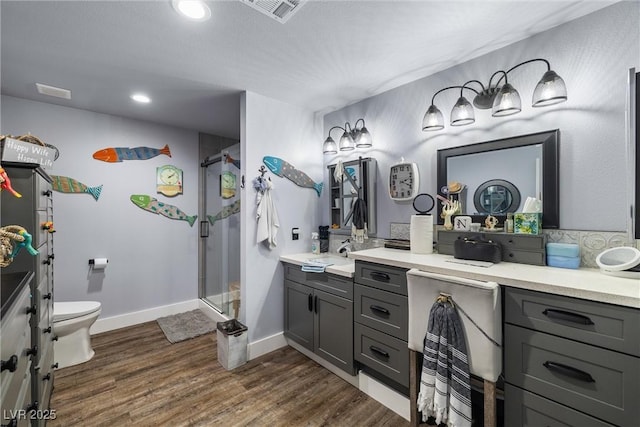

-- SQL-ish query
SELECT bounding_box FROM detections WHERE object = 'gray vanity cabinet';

[1,164,55,423]
[353,261,409,396]
[283,263,355,375]
[504,287,640,426]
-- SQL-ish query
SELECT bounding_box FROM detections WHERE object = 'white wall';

[323,2,640,233]
[1,96,199,318]
[241,91,323,344]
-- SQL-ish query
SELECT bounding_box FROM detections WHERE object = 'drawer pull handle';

[542,309,594,325]
[43,292,52,300]
[369,345,389,359]
[543,361,595,383]
[1,355,18,372]
[43,373,51,381]
[370,305,390,316]
[42,189,52,197]
[26,305,37,315]
[369,271,390,282]
[27,345,38,358]
[308,294,313,312]
[44,327,52,334]
[314,295,318,314]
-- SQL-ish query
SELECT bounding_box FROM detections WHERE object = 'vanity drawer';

[354,284,407,340]
[505,383,614,427]
[34,173,53,211]
[355,261,407,296]
[284,263,353,299]
[505,288,640,357]
[354,322,409,389]
[492,233,545,250]
[503,249,545,266]
[505,324,640,426]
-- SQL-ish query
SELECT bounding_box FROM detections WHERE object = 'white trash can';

[216,319,248,370]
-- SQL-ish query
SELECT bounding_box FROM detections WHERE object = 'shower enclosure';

[200,144,241,317]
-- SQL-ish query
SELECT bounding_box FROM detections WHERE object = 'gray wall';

[1,95,199,318]
[322,2,640,234]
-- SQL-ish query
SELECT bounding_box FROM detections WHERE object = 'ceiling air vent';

[237,0,306,23]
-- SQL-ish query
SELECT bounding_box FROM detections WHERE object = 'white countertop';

[348,248,640,309]
[279,253,355,278]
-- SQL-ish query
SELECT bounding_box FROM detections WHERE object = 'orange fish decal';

[93,145,171,162]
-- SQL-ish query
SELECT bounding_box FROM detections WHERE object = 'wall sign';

[1,137,56,169]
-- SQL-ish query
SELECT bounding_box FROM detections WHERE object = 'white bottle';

[311,232,320,254]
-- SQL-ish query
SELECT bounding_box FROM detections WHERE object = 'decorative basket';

[0,225,27,267]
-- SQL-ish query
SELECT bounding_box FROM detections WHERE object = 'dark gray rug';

[156,309,216,343]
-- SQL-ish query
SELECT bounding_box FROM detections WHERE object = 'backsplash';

[330,223,636,269]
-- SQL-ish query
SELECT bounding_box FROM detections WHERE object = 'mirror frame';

[437,129,560,228]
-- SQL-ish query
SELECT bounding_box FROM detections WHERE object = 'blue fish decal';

[93,145,171,162]
[263,156,323,197]
[225,154,240,169]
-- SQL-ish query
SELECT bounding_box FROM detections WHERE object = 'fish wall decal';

[262,156,323,197]
[130,194,197,227]
[207,199,240,226]
[93,144,171,162]
[225,154,240,169]
[50,175,103,201]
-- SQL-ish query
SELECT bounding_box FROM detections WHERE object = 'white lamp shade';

[339,132,355,151]
[356,127,373,148]
[323,137,337,154]
[450,96,475,126]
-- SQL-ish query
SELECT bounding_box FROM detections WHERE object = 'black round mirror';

[473,179,521,214]
[412,193,435,215]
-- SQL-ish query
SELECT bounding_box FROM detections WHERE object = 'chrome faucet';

[337,238,352,257]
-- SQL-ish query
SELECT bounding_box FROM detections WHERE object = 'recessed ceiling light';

[130,93,151,104]
[172,0,211,21]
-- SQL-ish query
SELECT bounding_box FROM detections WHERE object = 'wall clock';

[389,162,419,201]
[156,165,183,197]
[220,171,236,199]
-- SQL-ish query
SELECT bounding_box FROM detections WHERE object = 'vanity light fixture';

[172,0,212,21]
[422,58,567,132]
[323,118,373,154]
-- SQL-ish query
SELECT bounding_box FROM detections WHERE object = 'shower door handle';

[200,221,209,238]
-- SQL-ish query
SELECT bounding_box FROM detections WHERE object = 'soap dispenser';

[311,232,320,254]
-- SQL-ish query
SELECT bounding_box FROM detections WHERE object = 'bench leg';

[483,380,496,427]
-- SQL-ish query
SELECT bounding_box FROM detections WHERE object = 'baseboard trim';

[248,332,287,360]
[359,371,410,421]
[91,299,200,334]
[286,339,359,388]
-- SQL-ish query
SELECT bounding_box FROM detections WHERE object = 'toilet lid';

[53,301,101,322]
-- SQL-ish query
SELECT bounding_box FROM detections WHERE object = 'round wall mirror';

[473,179,521,214]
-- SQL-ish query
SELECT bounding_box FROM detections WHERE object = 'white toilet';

[53,301,102,369]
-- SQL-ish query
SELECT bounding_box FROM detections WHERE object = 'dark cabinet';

[283,263,355,375]
[1,164,55,424]
[504,288,640,426]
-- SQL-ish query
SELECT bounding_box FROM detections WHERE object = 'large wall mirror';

[437,129,559,228]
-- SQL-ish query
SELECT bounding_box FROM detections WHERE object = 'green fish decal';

[207,199,240,226]
[130,194,197,227]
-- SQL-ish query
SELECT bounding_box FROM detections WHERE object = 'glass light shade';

[450,96,475,126]
[323,136,337,154]
[339,132,355,151]
[422,104,445,131]
[355,126,373,148]
[532,70,568,107]
[492,83,522,117]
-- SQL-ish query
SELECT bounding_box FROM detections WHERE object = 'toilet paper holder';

[88,258,109,267]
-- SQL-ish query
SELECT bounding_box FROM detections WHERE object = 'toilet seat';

[54,301,101,322]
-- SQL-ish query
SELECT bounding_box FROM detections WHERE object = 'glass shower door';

[201,145,241,317]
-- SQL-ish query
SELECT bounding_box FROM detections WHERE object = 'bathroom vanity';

[1,164,56,425]
[281,247,640,425]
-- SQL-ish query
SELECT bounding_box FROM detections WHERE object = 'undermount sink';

[307,254,353,266]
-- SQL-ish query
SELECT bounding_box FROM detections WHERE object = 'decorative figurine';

[484,215,499,230]
[41,221,56,233]
[441,199,460,230]
[0,167,22,198]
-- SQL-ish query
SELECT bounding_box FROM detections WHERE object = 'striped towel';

[300,260,333,273]
[417,299,472,427]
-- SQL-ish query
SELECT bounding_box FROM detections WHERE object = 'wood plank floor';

[49,320,407,426]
